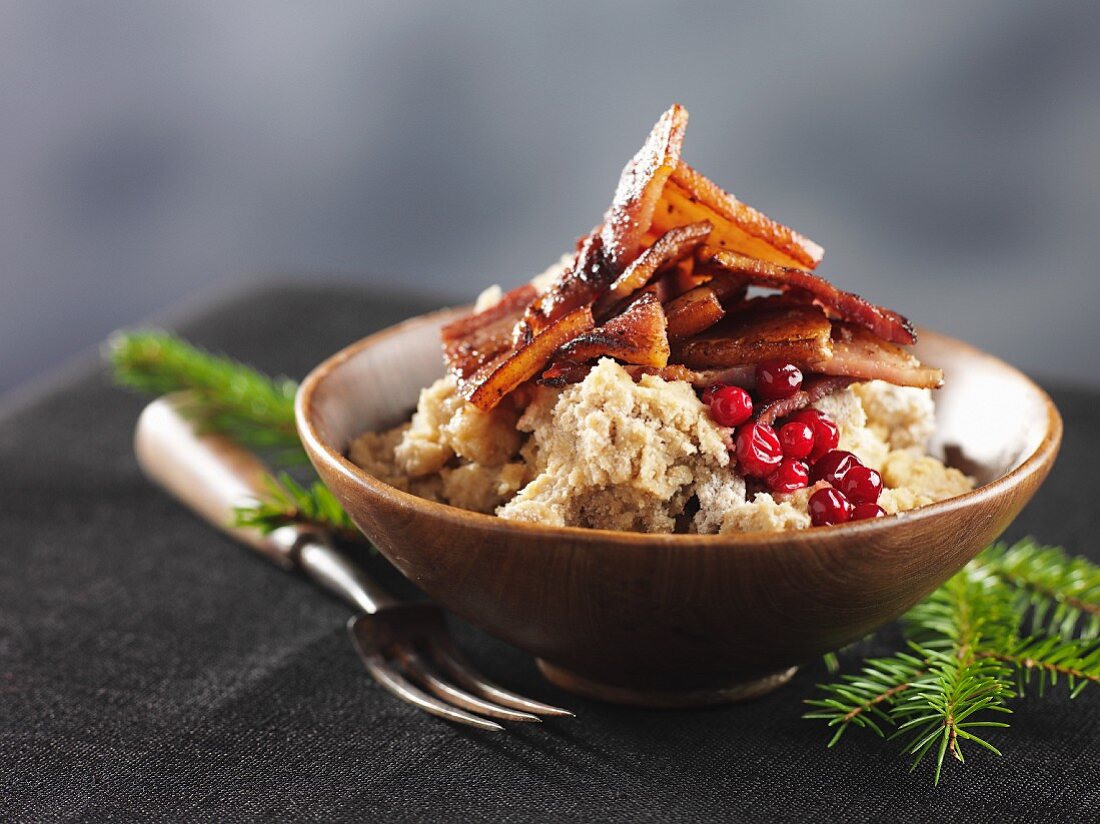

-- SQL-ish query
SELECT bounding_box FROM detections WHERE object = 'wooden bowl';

[296,308,1062,707]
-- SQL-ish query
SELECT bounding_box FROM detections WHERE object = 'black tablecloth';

[3,281,1098,822]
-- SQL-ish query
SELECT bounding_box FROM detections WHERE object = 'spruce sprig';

[988,636,1100,698]
[890,565,1017,782]
[892,649,1012,783]
[979,540,1100,640]
[806,540,1100,784]
[108,330,304,460]
[803,650,928,744]
[233,472,362,543]
[108,330,366,541]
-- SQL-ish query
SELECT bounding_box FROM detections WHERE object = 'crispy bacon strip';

[593,221,711,319]
[697,247,916,345]
[675,304,834,369]
[724,290,816,314]
[651,162,824,270]
[626,272,676,306]
[515,230,612,344]
[462,306,595,410]
[539,360,588,385]
[666,261,709,299]
[664,284,726,342]
[443,314,517,381]
[441,284,538,380]
[809,325,943,389]
[601,105,689,272]
[557,293,670,368]
[754,376,857,426]
[441,283,537,343]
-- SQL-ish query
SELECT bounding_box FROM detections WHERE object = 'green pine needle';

[108,330,304,461]
[233,472,363,543]
[807,539,1100,784]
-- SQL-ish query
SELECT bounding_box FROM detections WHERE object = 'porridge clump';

[349,376,525,514]
[498,359,729,532]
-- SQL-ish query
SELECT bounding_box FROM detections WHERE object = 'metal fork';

[134,395,572,730]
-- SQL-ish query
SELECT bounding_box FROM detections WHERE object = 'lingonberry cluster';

[806,449,884,525]
[702,361,885,526]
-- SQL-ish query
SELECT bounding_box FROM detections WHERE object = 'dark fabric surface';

[2,281,1098,823]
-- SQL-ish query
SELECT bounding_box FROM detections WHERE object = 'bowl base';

[536,660,798,708]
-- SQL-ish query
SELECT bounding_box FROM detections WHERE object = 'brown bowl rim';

[296,305,1063,547]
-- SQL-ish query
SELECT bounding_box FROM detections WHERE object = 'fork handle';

[134,394,394,613]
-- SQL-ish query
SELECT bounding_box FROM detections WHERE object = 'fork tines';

[347,610,573,730]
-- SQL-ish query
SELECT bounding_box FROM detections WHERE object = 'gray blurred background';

[2,1,1098,393]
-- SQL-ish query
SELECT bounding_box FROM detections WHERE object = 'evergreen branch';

[977,539,1100,640]
[233,472,365,544]
[108,330,305,461]
[894,565,1018,783]
[890,645,1013,785]
[809,560,1020,784]
[903,563,1019,653]
[110,331,363,546]
[803,651,928,745]
[809,543,1100,783]
[978,636,1100,699]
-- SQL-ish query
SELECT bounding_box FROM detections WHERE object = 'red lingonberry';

[701,383,724,405]
[809,449,862,486]
[851,503,886,521]
[709,386,754,428]
[808,487,853,526]
[778,420,815,460]
[755,360,803,401]
[766,458,810,493]
[734,422,783,477]
[839,464,883,506]
[790,408,839,460]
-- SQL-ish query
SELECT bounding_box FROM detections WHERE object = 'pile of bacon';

[440,104,942,419]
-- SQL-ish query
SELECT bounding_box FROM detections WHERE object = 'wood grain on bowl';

[296,307,1061,707]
